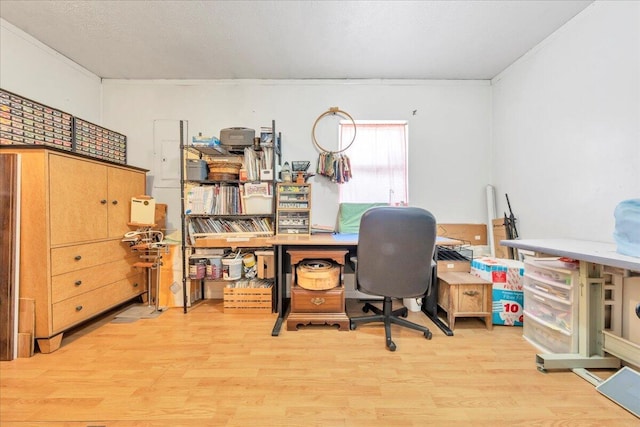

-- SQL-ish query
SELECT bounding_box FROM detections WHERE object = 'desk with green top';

[267,233,462,336]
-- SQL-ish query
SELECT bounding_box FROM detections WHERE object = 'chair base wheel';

[424,331,432,340]
[387,340,396,351]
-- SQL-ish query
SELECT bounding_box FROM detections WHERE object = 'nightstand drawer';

[456,284,487,312]
[291,286,344,313]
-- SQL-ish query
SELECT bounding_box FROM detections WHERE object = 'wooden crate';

[223,286,273,313]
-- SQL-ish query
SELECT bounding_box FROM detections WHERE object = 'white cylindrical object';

[403,297,422,312]
[222,257,243,280]
[486,185,497,257]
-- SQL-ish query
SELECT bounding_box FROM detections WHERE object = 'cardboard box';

[471,257,524,325]
[155,203,167,230]
[492,288,524,326]
[471,257,524,290]
[492,218,510,259]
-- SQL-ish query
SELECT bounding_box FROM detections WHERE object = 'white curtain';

[339,121,408,204]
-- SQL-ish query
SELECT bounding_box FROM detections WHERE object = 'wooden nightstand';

[437,271,493,330]
[286,249,350,331]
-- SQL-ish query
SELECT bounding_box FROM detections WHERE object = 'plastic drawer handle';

[75,305,83,311]
[74,255,82,261]
[112,200,118,205]
[74,280,82,286]
[100,199,107,204]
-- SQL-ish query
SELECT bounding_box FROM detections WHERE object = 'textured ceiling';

[0,0,593,80]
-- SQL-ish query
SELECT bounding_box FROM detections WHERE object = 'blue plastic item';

[613,199,640,257]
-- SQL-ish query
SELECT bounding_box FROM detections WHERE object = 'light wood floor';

[1,299,637,426]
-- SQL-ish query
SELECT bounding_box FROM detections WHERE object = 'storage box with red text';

[471,257,524,325]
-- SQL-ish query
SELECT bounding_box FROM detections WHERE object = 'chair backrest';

[356,206,437,298]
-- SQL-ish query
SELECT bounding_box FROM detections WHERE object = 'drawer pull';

[74,255,82,261]
[310,297,325,306]
[463,290,479,297]
[74,280,82,286]
[133,282,139,288]
[112,200,118,205]
[100,199,107,204]
[75,305,83,311]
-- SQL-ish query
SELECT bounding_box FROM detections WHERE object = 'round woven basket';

[296,260,340,290]
[207,161,241,180]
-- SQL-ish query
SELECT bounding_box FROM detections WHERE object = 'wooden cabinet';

[437,272,493,330]
[1,147,147,352]
[276,183,311,235]
[49,154,142,244]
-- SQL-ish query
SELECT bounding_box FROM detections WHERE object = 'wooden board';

[0,154,18,361]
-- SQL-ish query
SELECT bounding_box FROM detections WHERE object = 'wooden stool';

[437,271,493,330]
[286,249,350,331]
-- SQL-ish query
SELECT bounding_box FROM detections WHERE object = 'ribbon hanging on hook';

[311,107,356,184]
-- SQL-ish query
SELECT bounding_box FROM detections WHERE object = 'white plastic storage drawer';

[523,273,574,303]
[524,285,574,333]
[524,259,576,286]
[523,312,577,354]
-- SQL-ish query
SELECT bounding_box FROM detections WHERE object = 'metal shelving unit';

[180,120,281,312]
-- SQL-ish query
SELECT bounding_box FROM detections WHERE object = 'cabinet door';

[107,167,145,238]
[49,154,108,245]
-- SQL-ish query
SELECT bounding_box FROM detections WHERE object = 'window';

[339,120,408,205]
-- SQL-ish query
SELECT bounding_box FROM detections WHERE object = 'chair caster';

[424,331,432,340]
[350,321,356,330]
[387,339,397,352]
[401,309,408,318]
[362,306,369,313]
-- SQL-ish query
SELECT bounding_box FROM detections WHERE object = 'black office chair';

[350,206,437,351]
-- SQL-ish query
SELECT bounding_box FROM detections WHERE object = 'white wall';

[101,80,492,233]
[491,1,640,242]
[0,19,102,122]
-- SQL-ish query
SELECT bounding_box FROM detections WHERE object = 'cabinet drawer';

[291,286,344,313]
[524,285,574,333]
[455,284,487,313]
[51,240,132,275]
[51,258,141,303]
[52,274,145,332]
[523,312,577,354]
